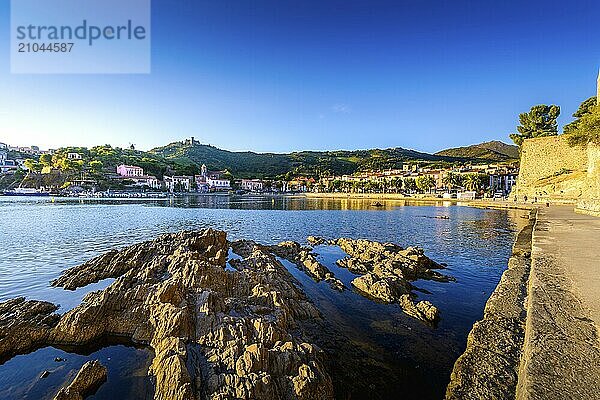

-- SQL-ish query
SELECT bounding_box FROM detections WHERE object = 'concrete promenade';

[517,206,600,399]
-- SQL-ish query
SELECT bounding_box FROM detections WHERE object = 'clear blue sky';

[0,0,599,153]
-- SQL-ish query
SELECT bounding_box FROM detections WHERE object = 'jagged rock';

[268,241,345,292]
[46,229,333,400]
[351,273,411,304]
[51,230,229,291]
[399,296,439,323]
[53,360,107,400]
[334,238,450,281]
[336,257,371,275]
[330,238,449,323]
[0,297,60,361]
[306,236,325,246]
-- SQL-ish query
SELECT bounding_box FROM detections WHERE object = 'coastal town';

[0,139,518,199]
[1,0,600,397]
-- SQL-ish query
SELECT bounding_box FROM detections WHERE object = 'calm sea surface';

[0,195,527,399]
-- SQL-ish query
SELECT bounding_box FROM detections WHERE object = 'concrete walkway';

[517,206,600,399]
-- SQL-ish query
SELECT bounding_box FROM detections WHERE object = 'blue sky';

[0,0,599,153]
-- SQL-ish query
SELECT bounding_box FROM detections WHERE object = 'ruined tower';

[597,68,600,102]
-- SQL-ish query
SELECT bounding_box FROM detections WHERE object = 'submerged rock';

[267,241,346,291]
[0,297,60,362]
[53,360,107,400]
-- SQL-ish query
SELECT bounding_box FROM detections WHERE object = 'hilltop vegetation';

[435,141,519,161]
[11,139,515,190]
[149,140,469,179]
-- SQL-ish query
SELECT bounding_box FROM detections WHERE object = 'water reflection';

[0,344,153,400]
[0,195,526,399]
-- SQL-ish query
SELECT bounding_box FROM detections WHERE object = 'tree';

[23,159,42,173]
[463,173,488,192]
[39,153,53,167]
[392,177,403,193]
[567,105,600,146]
[416,175,436,193]
[442,172,462,191]
[89,160,104,173]
[509,104,560,147]
[563,97,597,134]
[403,178,417,193]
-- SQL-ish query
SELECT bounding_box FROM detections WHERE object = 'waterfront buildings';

[165,176,194,192]
[241,179,265,192]
[115,165,160,189]
[317,163,518,196]
[194,164,231,191]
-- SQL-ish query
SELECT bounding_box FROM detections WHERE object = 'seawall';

[446,206,600,399]
[445,209,536,400]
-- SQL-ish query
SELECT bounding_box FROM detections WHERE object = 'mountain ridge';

[434,140,519,161]
[148,139,515,179]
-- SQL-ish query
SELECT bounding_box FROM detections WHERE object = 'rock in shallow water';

[46,229,333,400]
[0,229,451,399]
[53,359,107,400]
[0,297,60,362]
[328,237,451,323]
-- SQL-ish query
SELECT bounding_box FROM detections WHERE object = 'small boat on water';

[371,201,384,207]
[3,188,50,197]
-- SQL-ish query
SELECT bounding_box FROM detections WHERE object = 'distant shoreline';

[301,192,534,211]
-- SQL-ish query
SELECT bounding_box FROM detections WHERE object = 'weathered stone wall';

[576,143,600,215]
[512,136,590,203]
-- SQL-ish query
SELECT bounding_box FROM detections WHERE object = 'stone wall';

[577,143,600,215]
[512,136,589,203]
[445,210,536,400]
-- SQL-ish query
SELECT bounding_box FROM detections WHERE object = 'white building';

[67,153,82,160]
[116,164,144,177]
[0,150,6,165]
[0,159,17,174]
[165,176,194,192]
[207,177,231,190]
[196,164,230,190]
[241,179,265,192]
[129,176,161,189]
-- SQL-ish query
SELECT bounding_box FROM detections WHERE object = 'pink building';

[116,164,144,177]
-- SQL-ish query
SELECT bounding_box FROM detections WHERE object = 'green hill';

[149,140,462,179]
[434,141,519,162]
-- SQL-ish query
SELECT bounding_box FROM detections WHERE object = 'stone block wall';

[511,136,588,203]
[577,143,600,215]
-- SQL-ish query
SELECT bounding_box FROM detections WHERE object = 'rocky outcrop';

[334,238,450,281]
[0,297,60,362]
[322,237,451,323]
[266,241,345,291]
[445,210,536,400]
[51,230,229,290]
[0,229,451,398]
[53,360,107,400]
[44,229,333,400]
